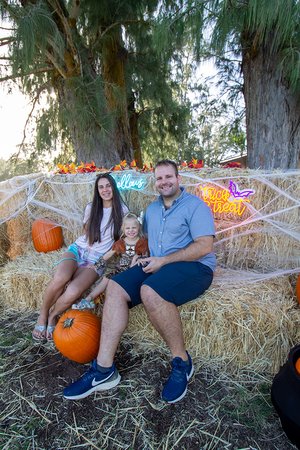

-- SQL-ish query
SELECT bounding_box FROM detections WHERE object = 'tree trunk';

[56,71,121,168]
[130,111,143,167]
[242,40,300,169]
[128,92,143,167]
[55,38,133,166]
[101,26,133,163]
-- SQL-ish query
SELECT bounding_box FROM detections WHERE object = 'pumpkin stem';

[63,318,74,328]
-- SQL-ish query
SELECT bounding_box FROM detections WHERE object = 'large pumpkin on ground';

[53,310,101,364]
[32,218,63,253]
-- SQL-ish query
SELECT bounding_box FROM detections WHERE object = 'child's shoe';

[72,298,95,310]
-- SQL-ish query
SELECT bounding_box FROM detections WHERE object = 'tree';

[157,0,300,169]
[208,0,300,169]
[0,0,191,167]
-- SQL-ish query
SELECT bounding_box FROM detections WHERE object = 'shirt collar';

[158,187,185,207]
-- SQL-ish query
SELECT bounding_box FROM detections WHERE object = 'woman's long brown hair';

[86,173,126,245]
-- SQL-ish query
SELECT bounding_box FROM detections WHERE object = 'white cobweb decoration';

[0,169,299,287]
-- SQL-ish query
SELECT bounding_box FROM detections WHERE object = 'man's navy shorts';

[111,261,214,307]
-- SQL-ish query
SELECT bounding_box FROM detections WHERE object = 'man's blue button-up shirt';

[143,188,216,271]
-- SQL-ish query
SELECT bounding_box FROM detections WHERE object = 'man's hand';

[136,235,214,273]
[137,256,165,273]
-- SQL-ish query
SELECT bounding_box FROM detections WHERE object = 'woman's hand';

[86,263,97,272]
[130,254,140,267]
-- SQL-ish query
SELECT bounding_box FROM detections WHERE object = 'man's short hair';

[155,159,178,176]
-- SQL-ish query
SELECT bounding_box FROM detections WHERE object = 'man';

[63,159,216,403]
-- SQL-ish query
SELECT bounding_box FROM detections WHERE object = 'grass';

[0,306,297,450]
[217,380,273,429]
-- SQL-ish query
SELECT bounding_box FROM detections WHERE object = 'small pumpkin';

[32,218,63,253]
[295,357,300,375]
[53,309,101,364]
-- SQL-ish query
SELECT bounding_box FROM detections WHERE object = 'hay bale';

[0,248,105,310]
[215,224,300,271]
[1,251,299,374]
[32,175,94,246]
[0,174,45,260]
[125,269,300,374]
[6,211,32,259]
[0,249,65,309]
[0,222,9,266]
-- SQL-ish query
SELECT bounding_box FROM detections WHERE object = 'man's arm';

[141,235,214,273]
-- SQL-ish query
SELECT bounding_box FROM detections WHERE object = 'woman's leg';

[32,252,78,339]
[47,267,98,336]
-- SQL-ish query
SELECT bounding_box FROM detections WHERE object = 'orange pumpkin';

[296,274,300,304]
[53,310,101,364]
[295,357,300,375]
[32,219,63,253]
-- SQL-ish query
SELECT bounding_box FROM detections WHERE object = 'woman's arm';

[87,247,117,276]
[102,249,116,261]
[82,203,92,232]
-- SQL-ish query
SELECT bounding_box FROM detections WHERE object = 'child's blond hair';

[120,213,143,239]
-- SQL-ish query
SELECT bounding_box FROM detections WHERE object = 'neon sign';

[112,173,147,191]
[228,181,255,200]
[199,181,255,216]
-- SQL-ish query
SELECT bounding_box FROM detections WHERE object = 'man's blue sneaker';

[161,352,194,403]
[63,360,121,400]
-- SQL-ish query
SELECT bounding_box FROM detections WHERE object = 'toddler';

[73,213,148,310]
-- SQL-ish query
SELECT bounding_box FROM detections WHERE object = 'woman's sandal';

[32,324,47,341]
[46,325,56,341]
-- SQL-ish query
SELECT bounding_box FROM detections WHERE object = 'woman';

[32,173,128,341]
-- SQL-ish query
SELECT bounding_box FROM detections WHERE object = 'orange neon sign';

[199,182,255,217]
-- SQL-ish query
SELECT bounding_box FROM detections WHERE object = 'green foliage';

[0,157,42,182]
[1,0,201,165]
[20,5,63,65]
[281,44,300,92]
[210,0,300,91]
[153,0,205,61]
[0,0,249,168]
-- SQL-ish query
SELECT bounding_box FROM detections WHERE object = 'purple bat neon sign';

[228,180,255,200]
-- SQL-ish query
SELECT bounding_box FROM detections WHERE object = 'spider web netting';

[0,169,299,287]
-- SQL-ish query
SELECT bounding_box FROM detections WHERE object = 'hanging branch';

[16,84,49,158]
[0,66,53,82]
[0,36,14,46]
[46,0,81,76]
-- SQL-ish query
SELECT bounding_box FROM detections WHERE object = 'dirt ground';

[0,308,298,450]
